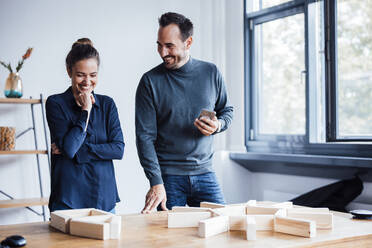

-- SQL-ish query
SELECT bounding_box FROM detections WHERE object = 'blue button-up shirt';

[46,87,124,212]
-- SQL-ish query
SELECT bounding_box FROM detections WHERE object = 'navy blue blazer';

[46,87,124,212]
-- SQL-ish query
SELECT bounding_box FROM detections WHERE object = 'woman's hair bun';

[72,38,94,49]
[66,37,100,72]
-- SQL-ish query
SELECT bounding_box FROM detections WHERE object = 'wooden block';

[229,215,246,231]
[227,203,246,207]
[90,209,112,216]
[275,208,287,217]
[256,201,278,207]
[213,205,246,216]
[272,202,293,209]
[254,201,293,208]
[171,206,211,212]
[251,215,274,231]
[287,207,329,214]
[246,200,257,206]
[108,216,122,239]
[287,212,333,229]
[70,221,108,240]
[168,212,212,228]
[50,208,114,234]
[200,202,225,209]
[246,206,282,215]
[70,215,121,240]
[198,216,229,238]
[50,208,95,233]
[209,209,222,217]
[274,216,316,238]
[245,216,256,241]
[230,215,273,231]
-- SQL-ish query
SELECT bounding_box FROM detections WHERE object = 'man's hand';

[51,143,61,155]
[194,116,219,136]
[142,184,168,214]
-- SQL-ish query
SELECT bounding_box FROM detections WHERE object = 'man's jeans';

[160,172,225,210]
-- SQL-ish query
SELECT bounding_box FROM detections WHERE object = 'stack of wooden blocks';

[168,200,334,240]
[50,208,121,240]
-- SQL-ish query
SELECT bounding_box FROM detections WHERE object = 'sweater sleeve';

[135,75,163,186]
[46,96,88,159]
[214,67,234,133]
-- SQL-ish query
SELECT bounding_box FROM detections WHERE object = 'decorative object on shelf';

[4,73,23,98]
[0,47,33,98]
[0,126,15,151]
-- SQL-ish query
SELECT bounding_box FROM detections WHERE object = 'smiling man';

[135,12,233,213]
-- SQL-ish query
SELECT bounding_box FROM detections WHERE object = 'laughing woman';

[46,38,124,213]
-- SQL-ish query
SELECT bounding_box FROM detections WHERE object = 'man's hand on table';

[142,184,168,214]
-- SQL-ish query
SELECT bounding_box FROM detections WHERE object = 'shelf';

[0,197,48,208]
[0,150,48,155]
[230,152,372,181]
[0,98,41,104]
[0,93,49,221]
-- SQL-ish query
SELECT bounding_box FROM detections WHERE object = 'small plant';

[0,47,33,73]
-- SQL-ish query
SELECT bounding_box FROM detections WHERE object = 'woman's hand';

[77,92,93,112]
[51,143,62,155]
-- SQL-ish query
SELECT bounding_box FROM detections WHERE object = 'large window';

[256,13,305,135]
[245,0,372,157]
[336,0,372,139]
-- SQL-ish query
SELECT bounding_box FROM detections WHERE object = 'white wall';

[0,0,228,225]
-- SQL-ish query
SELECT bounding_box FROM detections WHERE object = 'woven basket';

[0,127,15,151]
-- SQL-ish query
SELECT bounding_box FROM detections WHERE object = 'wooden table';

[0,211,372,247]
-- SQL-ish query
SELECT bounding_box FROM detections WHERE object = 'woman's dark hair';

[158,12,193,41]
[65,38,100,72]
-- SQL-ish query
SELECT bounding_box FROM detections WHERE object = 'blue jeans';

[160,172,225,210]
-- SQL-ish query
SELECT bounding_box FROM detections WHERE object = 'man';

[135,12,233,213]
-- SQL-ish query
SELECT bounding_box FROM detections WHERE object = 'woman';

[46,38,124,213]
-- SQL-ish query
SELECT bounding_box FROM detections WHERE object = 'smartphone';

[198,109,216,120]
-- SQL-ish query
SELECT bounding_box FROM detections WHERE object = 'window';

[256,13,305,135]
[245,0,372,157]
[335,0,372,139]
[250,0,293,12]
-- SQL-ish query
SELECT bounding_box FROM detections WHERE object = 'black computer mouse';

[1,235,26,247]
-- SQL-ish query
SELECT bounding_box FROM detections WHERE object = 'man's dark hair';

[158,12,193,41]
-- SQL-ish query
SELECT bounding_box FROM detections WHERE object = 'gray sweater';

[135,57,233,186]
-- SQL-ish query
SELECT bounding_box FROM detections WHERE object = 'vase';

[4,72,23,98]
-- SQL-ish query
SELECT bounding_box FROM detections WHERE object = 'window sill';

[229,152,372,181]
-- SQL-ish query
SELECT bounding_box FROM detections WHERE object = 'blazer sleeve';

[75,98,124,163]
[46,96,88,159]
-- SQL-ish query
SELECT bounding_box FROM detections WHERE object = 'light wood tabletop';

[0,211,372,247]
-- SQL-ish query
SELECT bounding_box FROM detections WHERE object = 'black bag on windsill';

[290,176,363,212]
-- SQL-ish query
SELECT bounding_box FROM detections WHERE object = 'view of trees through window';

[337,0,372,137]
[257,13,305,135]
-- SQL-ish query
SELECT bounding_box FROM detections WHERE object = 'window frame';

[244,0,372,158]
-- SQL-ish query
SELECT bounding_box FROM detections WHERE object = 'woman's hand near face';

[78,92,93,112]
